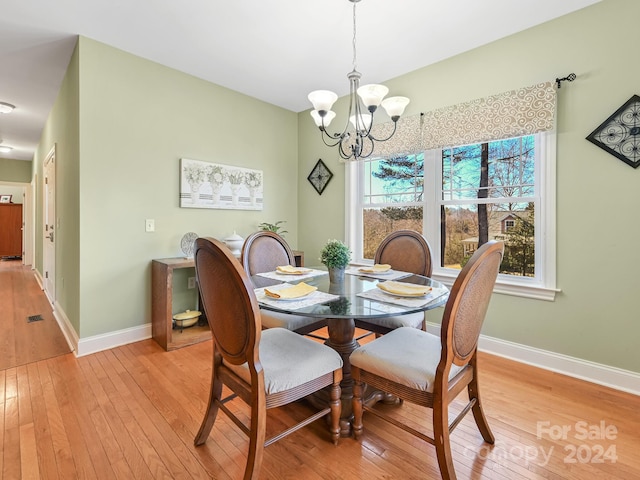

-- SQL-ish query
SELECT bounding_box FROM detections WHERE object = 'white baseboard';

[52,301,152,357]
[426,322,640,397]
[33,269,44,289]
[76,323,152,357]
[51,301,78,352]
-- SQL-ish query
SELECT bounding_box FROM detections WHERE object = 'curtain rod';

[555,73,576,88]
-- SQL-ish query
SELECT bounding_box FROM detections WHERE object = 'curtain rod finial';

[556,73,576,89]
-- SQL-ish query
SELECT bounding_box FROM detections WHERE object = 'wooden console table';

[292,250,304,267]
[151,257,211,350]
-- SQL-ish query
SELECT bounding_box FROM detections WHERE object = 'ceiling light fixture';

[308,0,409,161]
[0,146,13,154]
[0,102,16,114]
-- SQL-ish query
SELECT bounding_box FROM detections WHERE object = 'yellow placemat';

[377,280,432,297]
[264,282,317,299]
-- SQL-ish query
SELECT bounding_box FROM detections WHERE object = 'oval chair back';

[374,229,433,277]
[195,236,262,369]
[440,240,505,369]
[241,231,295,275]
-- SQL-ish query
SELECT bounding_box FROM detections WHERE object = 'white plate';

[378,287,431,298]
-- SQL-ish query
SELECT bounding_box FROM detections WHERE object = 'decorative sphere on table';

[180,232,199,258]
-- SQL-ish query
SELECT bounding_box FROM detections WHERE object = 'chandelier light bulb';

[349,113,372,132]
[308,90,338,114]
[381,96,410,121]
[357,84,389,111]
[311,109,336,128]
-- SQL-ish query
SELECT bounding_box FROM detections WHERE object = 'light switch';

[145,219,155,232]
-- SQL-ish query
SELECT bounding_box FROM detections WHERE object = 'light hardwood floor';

[0,260,70,370]
[1,262,639,479]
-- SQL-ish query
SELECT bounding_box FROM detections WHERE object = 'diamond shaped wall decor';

[586,94,640,168]
[307,159,333,195]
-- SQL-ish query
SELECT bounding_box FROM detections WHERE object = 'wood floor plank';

[3,394,21,479]
[19,421,40,480]
[78,353,156,480]
[45,355,99,480]
[37,359,77,479]
[114,344,225,479]
[26,361,58,480]
[94,348,184,479]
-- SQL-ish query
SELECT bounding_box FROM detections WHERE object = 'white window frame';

[346,131,558,301]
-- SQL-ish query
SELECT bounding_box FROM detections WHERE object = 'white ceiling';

[0,0,600,161]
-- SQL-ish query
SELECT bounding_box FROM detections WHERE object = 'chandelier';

[308,0,409,161]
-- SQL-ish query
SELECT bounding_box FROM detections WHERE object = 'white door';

[43,146,56,303]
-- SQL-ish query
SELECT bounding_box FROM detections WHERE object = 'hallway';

[0,259,71,370]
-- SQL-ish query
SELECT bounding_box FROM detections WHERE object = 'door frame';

[43,145,56,303]
[24,182,34,266]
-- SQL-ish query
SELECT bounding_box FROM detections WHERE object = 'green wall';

[298,0,640,373]
[0,184,25,204]
[73,37,298,338]
[34,39,81,332]
[0,158,32,183]
[34,37,299,339]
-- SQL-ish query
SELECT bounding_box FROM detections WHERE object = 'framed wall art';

[307,159,333,195]
[180,158,263,210]
[0,195,12,203]
[586,94,640,168]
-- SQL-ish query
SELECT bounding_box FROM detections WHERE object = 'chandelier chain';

[352,1,357,71]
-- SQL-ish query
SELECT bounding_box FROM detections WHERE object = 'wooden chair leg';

[329,379,342,445]
[352,372,364,440]
[433,400,457,480]
[244,395,267,480]
[194,376,223,446]
[468,360,495,444]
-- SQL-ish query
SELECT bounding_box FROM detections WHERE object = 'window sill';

[431,272,559,302]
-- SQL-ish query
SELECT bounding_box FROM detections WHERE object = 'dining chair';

[193,237,343,480]
[356,229,434,335]
[241,230,326,335]
[350,240,504,480]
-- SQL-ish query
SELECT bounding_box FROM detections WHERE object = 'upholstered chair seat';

[351,240,504,480]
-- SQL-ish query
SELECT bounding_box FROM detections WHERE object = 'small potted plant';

[320,239,351,283]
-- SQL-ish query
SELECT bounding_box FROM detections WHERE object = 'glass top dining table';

[250,266,449,437]
[250,267,449,320]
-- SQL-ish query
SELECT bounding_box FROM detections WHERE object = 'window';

[504,219,516,232]
[347,132,557,300]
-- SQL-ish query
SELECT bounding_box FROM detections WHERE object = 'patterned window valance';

[368,114,423,158]
[369,82,556,158]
